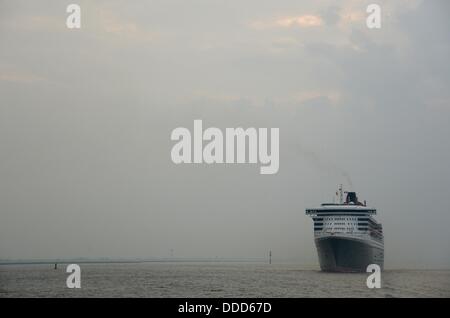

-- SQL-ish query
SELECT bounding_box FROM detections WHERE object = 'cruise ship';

[305,186,384,272]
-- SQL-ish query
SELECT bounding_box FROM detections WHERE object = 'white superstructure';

[306,187,384,272]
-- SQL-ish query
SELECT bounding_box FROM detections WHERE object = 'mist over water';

[1,263,449,298]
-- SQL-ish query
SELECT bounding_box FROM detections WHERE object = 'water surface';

[1,263,449,297]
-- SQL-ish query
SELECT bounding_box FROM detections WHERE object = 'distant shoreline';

[0,258,271,266]
[0,261,449,271]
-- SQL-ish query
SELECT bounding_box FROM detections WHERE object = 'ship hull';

[315,236,384,272]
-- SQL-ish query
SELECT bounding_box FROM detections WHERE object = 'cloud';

[250,14,323,30]
[320,6,341,26]
[276,15,323,28]
[291,90,341,106]
[1,14,64,32]
[98,9,157,43]
[0,69,45,84]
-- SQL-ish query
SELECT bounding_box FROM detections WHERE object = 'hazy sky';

[1,0,449,269]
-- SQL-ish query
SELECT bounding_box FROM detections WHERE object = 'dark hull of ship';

[315,236,384,272]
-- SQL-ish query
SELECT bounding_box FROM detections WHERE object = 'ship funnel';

[345,192,358,204]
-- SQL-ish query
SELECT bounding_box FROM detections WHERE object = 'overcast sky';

[0,0,449,269]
